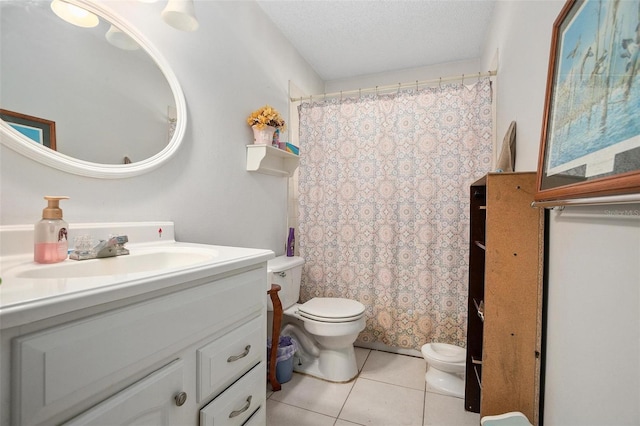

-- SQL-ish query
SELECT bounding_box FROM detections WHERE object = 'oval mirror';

[0,0,186,178]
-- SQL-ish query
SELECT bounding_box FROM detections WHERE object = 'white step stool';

[481,412,533,426]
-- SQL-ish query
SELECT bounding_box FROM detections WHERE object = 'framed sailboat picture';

[0,109,56,150]
[536,0,640,201]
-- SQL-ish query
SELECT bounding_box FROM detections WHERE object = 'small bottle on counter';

[34,196,70,264]
[286,227,295,257]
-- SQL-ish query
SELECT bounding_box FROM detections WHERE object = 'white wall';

[482,2,640,425]
[544,207,639,425]
[481,1,558,173]
[0,0,324,255]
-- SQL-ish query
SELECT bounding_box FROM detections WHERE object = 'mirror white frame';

[0,0,187,179]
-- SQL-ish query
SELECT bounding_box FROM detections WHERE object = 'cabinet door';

[63,360,186,426]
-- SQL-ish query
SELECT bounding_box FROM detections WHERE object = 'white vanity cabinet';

[3,263,269,426]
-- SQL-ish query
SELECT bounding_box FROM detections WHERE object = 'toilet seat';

[297,311,364,323]
[297,297,365,323]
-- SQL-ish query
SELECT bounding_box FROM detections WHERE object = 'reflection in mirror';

[0,0,186,178]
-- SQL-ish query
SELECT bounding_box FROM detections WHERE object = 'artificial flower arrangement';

[246,105,286,130]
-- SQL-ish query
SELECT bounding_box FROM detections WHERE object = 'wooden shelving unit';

[246,145,299,177]
[465,172,545,425]
[465,175,487,413]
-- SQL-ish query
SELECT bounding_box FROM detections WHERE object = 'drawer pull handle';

[227,345,251,362]
[174,391,187,407]
[229,395,252,418]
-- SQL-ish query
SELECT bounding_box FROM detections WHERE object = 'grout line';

[333,416,367,426]
[335,348,371,423]
[358,348,372,371]
[269,399,338,421]
[356,376,426,393]
[335,378,356,422]
[422,380,427,426]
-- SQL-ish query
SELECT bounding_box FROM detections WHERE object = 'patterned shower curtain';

[297,79,493,350]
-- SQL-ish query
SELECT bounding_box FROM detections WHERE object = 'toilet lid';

[298,297,365,320]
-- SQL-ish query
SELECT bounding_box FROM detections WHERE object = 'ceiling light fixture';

[105,25,140,51]
[50,0,99,28]
[161,0,199,32]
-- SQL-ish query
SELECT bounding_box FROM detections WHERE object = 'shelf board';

[473,364,483,390]
[246,144,299,177]
[473,298,485,322]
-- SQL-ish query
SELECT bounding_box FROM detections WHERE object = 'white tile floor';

[266,347,480,426]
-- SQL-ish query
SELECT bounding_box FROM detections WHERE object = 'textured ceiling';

[256,0,496,81]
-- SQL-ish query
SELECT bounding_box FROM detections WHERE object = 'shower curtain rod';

[290,70,497,102]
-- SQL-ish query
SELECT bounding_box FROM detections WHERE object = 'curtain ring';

[397,82,401,95]
[478,71,481,82]
[375,85,379,96]
[439,77,442,89]
[416,80,419,91]
[462,74,465,85]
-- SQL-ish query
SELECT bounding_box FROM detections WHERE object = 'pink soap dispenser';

[34,196,70,264]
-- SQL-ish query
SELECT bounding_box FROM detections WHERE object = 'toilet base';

[425,366,465,399]
[293,345,359,382]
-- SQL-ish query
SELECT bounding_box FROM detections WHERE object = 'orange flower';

[247,105,286,130]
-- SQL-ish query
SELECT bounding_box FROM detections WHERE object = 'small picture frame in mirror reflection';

[0,108,56,151]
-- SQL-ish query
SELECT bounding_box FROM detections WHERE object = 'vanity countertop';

[0,222,274,329]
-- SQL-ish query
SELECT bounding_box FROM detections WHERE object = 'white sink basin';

[13,246,219,279]
[0,222,274,329]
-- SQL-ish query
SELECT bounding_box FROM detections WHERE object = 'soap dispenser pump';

[34,196,70,264]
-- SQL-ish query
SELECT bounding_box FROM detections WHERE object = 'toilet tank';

[267,255,305,310]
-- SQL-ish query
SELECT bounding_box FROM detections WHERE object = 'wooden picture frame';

[0,108,56,151]
[535,0,640,202]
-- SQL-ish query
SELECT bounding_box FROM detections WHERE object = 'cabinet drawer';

[243,405,265,426]
[63,359,184,426]
[13,267,265,426]
[197,316,265,403]
[199,364,265,426]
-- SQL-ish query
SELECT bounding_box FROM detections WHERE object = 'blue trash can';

[267,335,298,384]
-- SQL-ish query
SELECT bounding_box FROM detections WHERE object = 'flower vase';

[252,125,276,145]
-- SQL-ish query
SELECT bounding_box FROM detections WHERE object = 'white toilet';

[421,342,466,398]
[267,255,366,382]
